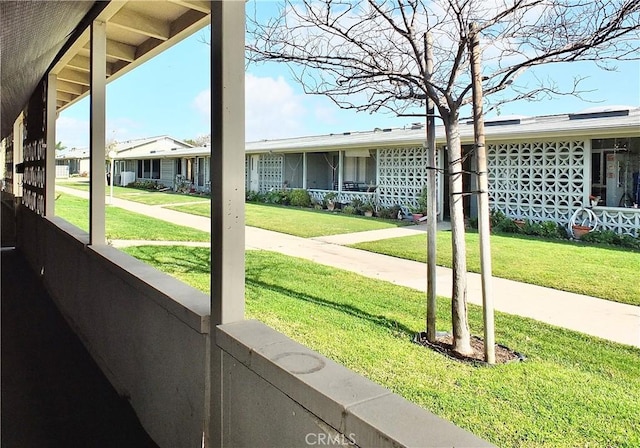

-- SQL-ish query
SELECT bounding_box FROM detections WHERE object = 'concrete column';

[45,74,57,216]
[90,20,106,245]
[209,2,246,446]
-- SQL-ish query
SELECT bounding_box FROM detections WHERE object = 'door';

[250,155,260,192]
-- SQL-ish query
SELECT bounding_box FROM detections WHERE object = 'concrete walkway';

[56,185,640,348]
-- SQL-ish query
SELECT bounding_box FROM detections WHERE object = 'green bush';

[342,205,357,215]
[128,180,165,190]
[378,205,401,219]
[264,190,290,205]
[246,190,266,202]
[289,189,311,207]
[582,230,640,250]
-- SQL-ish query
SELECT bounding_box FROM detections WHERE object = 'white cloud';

[192,74,306,141]
[193,75,308,141]
[245,74,307,141]
[193,89,211,121]
[56,116,89,148]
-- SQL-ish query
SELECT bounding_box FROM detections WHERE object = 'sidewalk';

[56,185,640,348]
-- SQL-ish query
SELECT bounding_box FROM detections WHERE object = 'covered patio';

[1,2,491,446]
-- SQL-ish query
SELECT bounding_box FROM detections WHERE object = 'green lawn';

[351,232,640,306]
[167,202,406,237]
[56,180,208,206]
[123,245,640,448]
[54,194,209,242]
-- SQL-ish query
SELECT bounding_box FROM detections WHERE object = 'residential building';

[246,107,640,236]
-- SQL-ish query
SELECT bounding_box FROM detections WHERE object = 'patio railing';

[308,189,377,206]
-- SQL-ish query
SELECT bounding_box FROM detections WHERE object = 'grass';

[56,180,208,206]
[350,231,640,306]
[122,245,640,448]
[167,202,405,237]
[54,193,209,242]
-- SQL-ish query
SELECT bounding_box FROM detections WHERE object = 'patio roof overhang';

[1,0,210,140]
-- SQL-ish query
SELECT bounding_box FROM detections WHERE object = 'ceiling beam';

[58,68,90,86]
[67,54,114,76]
[107,39,136,62]
[56,91,78,103]
[56,79,87,95]
[168,0,211,14]
[170,9,208,38]
[110,8,171,41]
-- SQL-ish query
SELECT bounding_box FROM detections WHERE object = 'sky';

[56,15,640,150]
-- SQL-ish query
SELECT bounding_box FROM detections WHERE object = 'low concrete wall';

[217,320,494,448]
[17,207,210,448]
[17,206,492,448]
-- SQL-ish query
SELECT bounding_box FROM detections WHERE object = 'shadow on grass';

[246,277,415,337]
[126,246,211,275]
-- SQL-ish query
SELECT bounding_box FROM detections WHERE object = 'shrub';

[323,191,338,206]
[289,189,311,207]
[582,230,640,250]
[342,205,357,215]
[264,189,290,205]
[378,204,401,220]
[416,185,428,214]
[246,190,265,202]
[128,180,165,190]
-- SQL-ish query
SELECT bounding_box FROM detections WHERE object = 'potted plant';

[324,191,338,211]
[572,224,592,239]
[361,201,374,217]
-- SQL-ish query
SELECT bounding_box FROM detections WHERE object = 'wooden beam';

[68,54,114,76]
[107,39,136,62]
[58,68,90,86]
[110,8,171,41]
[67,54,90,72]
[170,9,208,38]
[57,79,86,95]
[56,91,78,103]
[168,0,211,14]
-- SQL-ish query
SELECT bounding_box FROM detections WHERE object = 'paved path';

[56,185,640,348]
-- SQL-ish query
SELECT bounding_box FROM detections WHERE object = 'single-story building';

[56,135,198,187]
[54,106,639,235]
[245,106,640,236]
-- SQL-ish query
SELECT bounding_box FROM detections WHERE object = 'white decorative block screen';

[378,146,438,208]
[594,209,640,237]
[487,140,586,225]
[259,153,284,192]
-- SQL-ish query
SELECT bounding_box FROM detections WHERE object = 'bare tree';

[185,134,211,147]
[246,0,640,356]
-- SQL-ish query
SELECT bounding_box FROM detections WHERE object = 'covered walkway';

[1,248,158,447]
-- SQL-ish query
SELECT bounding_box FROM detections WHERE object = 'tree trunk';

[443,117,473,356]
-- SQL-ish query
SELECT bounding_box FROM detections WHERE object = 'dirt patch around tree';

[413,332,525,366]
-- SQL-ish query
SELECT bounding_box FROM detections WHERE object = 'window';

[591,137,640,207]
[137,159,161,180]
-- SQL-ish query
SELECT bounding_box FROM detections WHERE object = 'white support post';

[338,150,343,191]
[89,20,106,245]
[302,152,307,189]
[209,1,246,446]
[45,73,57,216]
